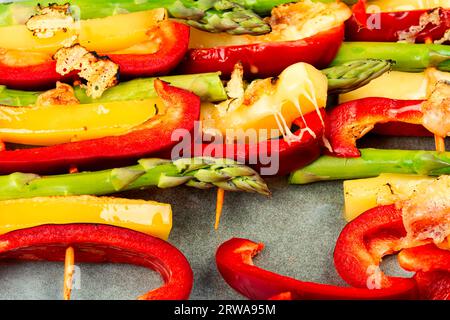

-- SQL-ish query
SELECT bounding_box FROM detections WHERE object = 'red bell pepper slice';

[346,0,450,43]
[0,224,193,300]
[194,109,325,176]
[0,80,200,174]
[0,21,189,90]
[216,237,417,300]
[414,271,450,300]
[326,98,426,157]
[178,25,344,79]
[399,244,450,273]
[333,204,417,295]
[398,245,450,300]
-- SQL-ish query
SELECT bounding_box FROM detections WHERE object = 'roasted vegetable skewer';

[0,158,270,200]
[0,0,270,35]
[0,59,392,107]
[0,73,227,106]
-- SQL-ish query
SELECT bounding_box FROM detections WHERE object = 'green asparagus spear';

[0,59,391,107]
[322,59,393,95]
[332,42,450,72]
[289,148,450,184]
[0,73,227,106]
[74,72,227,104]
[0,157,270,200]
[230,0,358,15]
[0,0,270,35]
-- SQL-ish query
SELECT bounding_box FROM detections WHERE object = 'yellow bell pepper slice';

[0,98,160,146]
[0,9,166,54]
[0,196,172,240]
[343,173,437,222]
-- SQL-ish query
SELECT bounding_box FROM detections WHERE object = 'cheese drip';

[200,62,327,144]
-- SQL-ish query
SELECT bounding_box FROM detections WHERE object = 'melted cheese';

[200,62,327,143]
[397,8,442,43]
[25,3,74,39]
[421,81,450,137]
[344,174,436,222]
[400,175,450,245]
[54,44,119,98]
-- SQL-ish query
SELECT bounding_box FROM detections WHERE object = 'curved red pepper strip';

[399,244,450,273]
[373,122,432,137]
[0,80,200,174]
[346,0,450,43]
[0,21,189,90]
[333,204,417,296]
[216,237,417,300]
[0,224,193,300]
[194,109,324,176]
[325,98,426,157]
[414,272,450,300]
[178,25,344,79]
[398,245,450,300]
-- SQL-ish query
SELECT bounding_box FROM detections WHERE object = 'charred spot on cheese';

[54,44,119,99]
[398,8,442,43]
[422,81,450,138]
[399,175,450,246]
[36,82,80,107]
[25,3,75,39]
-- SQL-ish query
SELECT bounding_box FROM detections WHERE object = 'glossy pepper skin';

[346,0,450,43]
[0,80,200,174]
[195,109,325,176]
[216,237,417,300]
[334,205,416,291]
[334,204,450,300]
[399,245,450,300]
[0,21,189,90]
[179,26,344,79]
[326,98,426,157]
[0,224,193,300]
[399,244,450,273]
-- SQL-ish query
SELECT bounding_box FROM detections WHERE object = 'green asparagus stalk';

[0,73,227,107]
[0,59,391,107]
[0,0,270,35]
[230,0,358,15]
[289,148,450,184]
[322,59,393,95]
[0,157,270,200]
[332,42,450,72]
[0,86,41,107]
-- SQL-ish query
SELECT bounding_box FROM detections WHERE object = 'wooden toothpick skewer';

[215,188,225,230]
[64,165,78,300]
[435,135,446,153]
[64,246,75,300]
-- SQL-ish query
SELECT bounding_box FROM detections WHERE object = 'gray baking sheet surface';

[0,136,443,299]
